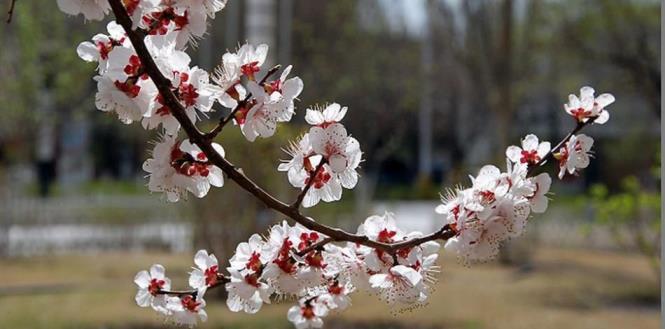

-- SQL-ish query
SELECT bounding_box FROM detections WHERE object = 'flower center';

[301,305,316,319]
[571,107,591,121]
[377,229,397,243]
[181,295,200,313]
[148,278,165,295]
[245,251,262,272]
[114,80,141,98]
[273,239,296,274]
[298,232,320,251]
[304,167,331,189]
[520,149,540,164]
[240,61,260,80]
[204,265,218,286]
[328,282,343,295]
[479,190,496,203]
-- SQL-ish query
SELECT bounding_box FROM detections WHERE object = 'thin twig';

[296,237,334,257]
[155,275,230,297]
[292,160,326,208]
[526,119,592,177]
[6,0,17,24]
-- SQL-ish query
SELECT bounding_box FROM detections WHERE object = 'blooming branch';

[54,0,616,327]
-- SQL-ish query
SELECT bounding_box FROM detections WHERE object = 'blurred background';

[0,0,660,328]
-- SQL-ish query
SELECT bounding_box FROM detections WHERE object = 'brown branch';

[292,159,326,208]
[155,275,230,297]
[6,0,16,23]
[106,0,453,254]
[296,237,334,257]
[205,65,282,140]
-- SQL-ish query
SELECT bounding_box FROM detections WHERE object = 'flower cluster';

[279,104,362,207]
[135,215,440,327]
[437,86,614,263]
[214,45,304,142]
[58,1,615,327]
[59,0,226,47]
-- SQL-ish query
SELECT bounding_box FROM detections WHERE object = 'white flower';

[225,268,272,314]
[527,173,552,213]
[503,159,533,198]
[267,65,304,121]
[238,81,284,141]
[468,165,510,216]
[309,122,362,174]
[142,136,225,202]
[305,103,348,126]
[287,297,329,329]
[318,280,353,311]
[279,133,316,186]
[229,234,269,271]
[134,264,171,314]
[357,213,403,272]
[188,250,220,293]
[144,33,192,77]
[368,265,427,306]
[124,0,161,29]
[505,134,551,166]
[93,75,157,124]
[357,212,404,243]
[77,21,128,73]
[564,86,615,124]
[323,244,371,292]
[166,295,208,327]
[438,187,514,262]
[557,134,594,179]
[237,43,270,80]
[57,0,110,20]
[141,5,208,49]
[279,123,362,208]
[213,43,269,108]
[142,67,222,135]
[261,222,325,295]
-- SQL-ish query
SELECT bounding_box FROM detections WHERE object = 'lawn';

[0,247,659,329]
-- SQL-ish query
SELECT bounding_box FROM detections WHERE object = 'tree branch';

[108,0,589,260]
[6,0,17,24]
[106,0,454,255]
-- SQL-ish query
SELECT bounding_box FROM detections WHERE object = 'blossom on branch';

[142,135,225,202]
[505,134,551,166]
[188,249,220,293]
[166,294,208,327]
[57,3,616,326]
[556,133,594,179]
[134,264,171,314]
[225,234,273,314]
[77,21,129,72]
[287,297,329,329]
[305,103,348,127]
[564,86,615,124]
[280,114,362,207]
